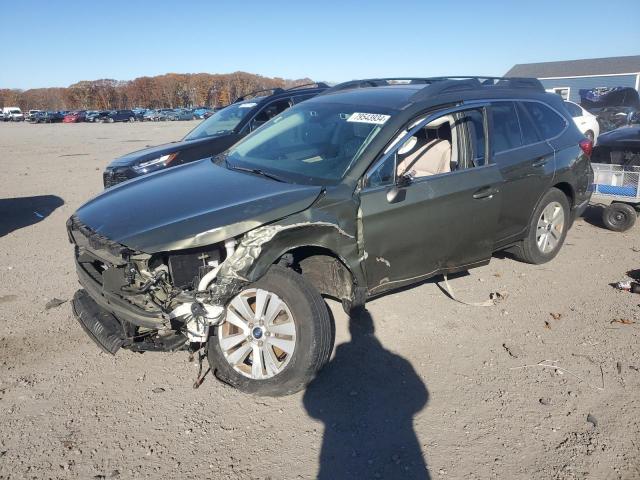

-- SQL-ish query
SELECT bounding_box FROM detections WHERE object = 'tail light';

[579,138,593,157]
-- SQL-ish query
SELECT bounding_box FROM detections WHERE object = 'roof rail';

[322,78,438,94]
[322,76,545,97]
[285,82,330,91]
[233,87,285,103]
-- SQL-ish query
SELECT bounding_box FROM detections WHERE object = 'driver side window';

[366,107,487,188]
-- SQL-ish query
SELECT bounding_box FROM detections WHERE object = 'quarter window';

[563,101,583,118]
[523,102,566,139]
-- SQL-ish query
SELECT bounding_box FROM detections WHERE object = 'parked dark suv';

[101,109,137,123]
[69,77,593,396]
[102,83,329,187]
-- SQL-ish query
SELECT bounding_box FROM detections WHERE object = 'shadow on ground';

[303,309,430,479]
[0,195,64,237]
[581,205,607,229]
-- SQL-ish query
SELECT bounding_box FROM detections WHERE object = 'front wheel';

[513,188,570,264]
[208,265,333,396]
[602,203,637,232]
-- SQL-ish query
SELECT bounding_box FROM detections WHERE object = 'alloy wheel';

[536,201,565,254]
[218,288,297,380]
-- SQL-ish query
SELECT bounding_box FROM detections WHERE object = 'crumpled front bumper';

[71,289,126,355]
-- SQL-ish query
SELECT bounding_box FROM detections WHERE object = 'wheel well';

[277,246,354,302]
[553,182,575,208]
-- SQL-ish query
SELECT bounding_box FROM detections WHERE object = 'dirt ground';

[1,121,639,480]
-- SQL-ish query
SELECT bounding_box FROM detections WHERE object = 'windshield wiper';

[228,164,287,183]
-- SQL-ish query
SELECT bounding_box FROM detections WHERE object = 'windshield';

[184,101,258,140]
[220,102,392,185]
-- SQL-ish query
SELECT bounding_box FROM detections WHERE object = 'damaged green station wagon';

[69,77,593,396]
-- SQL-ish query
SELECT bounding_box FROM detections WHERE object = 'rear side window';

[516,103,541,145]
[490,102,521,153]
[523,102,566,139]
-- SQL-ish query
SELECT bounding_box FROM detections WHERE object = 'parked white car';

[2,107,24,121]
[563,101,599,144]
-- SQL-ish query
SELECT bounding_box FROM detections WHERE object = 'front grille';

[103,168,136,188]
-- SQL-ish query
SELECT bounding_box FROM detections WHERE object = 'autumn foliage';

[0,72,314,111]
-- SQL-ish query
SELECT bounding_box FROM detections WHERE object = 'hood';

[597,126,640,148]
[108,136,232,167]
[75,159,322,253]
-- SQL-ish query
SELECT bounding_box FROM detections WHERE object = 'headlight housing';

[132,153,178,174]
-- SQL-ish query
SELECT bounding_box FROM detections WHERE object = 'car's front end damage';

[68,212,361,359]
[67,158,364,368]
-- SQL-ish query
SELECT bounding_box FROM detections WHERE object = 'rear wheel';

[513,188,570,264]
[602,203,637,232]
[129,116,135,122]
[208,265,333,396]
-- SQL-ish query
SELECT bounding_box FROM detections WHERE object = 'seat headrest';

[398,136,418,155]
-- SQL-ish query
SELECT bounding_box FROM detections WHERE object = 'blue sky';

[2,0,639,89]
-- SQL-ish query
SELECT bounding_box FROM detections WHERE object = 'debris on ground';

[151,387,165,394]
[539,397,551,406]
[490,291,509,303]
[586,414,598,428]
[550,312,563,321]
[544,321,552,329]
[610,318,635,325]
[613,281,640,294]
[617,362,622,374]
[502,343,522,358]
[44,298,67,310]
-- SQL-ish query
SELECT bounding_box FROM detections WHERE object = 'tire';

[602,203,637,232]
[129,116,135,122]
[513,187,570,264]
[208,265,333,396]
[108,117,114,123]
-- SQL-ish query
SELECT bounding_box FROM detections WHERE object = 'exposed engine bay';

[68,215,244,357]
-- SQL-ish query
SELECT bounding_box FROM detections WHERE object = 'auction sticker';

[347,112,390,125]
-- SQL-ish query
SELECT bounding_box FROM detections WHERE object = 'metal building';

[505,55,640,103]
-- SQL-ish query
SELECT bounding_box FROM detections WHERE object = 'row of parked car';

[1,107,218,123]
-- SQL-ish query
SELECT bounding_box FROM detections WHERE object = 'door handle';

[532,157,549,167]
[473,187,497,199]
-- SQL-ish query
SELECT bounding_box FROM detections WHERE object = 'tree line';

[0,72,314,111]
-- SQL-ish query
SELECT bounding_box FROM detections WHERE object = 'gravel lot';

[1,121,639,479]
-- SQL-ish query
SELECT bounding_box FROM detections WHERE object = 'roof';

[309,78,555,114]
[505,55,640,78]
[311,85,423,110]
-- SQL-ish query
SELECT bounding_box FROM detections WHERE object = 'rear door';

[489,101,556,245]
[359,105,503,294]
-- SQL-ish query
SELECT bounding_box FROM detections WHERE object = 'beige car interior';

[396,115,458,178]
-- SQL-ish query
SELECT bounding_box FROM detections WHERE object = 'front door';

[359,106,503,294]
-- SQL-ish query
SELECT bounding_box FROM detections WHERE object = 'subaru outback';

[69,77,593,396]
